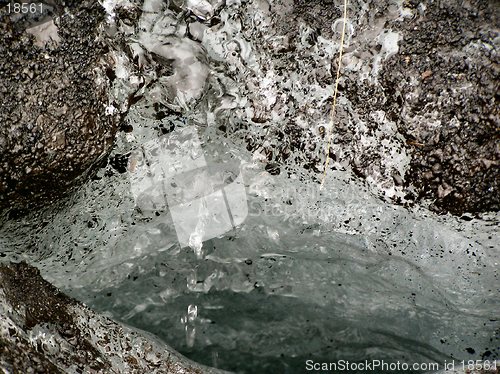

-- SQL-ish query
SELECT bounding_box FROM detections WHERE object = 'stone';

[0,0,122,215]
[0,261,221,373]
[345,0,499,214]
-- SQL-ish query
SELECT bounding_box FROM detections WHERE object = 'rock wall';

[344,0,499,214]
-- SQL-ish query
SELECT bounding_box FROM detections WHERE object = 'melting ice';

[1,0,498,372]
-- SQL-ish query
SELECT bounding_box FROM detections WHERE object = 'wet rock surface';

[0,0,498,373]
[0,0,121,215]
[2,0,495,218]
[340,0,499,214]
[385,0,499,215]
[0,261,219,373]
[190,0,498,216]
[164,0,498,216]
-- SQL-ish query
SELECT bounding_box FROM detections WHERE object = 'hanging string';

[321,0,348,188]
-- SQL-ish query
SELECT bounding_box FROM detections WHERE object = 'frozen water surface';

[1,0,498,372]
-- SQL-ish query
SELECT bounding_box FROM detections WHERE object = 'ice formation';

[1,0,498,372]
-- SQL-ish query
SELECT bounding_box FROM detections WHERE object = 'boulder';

[0,0,121,215]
